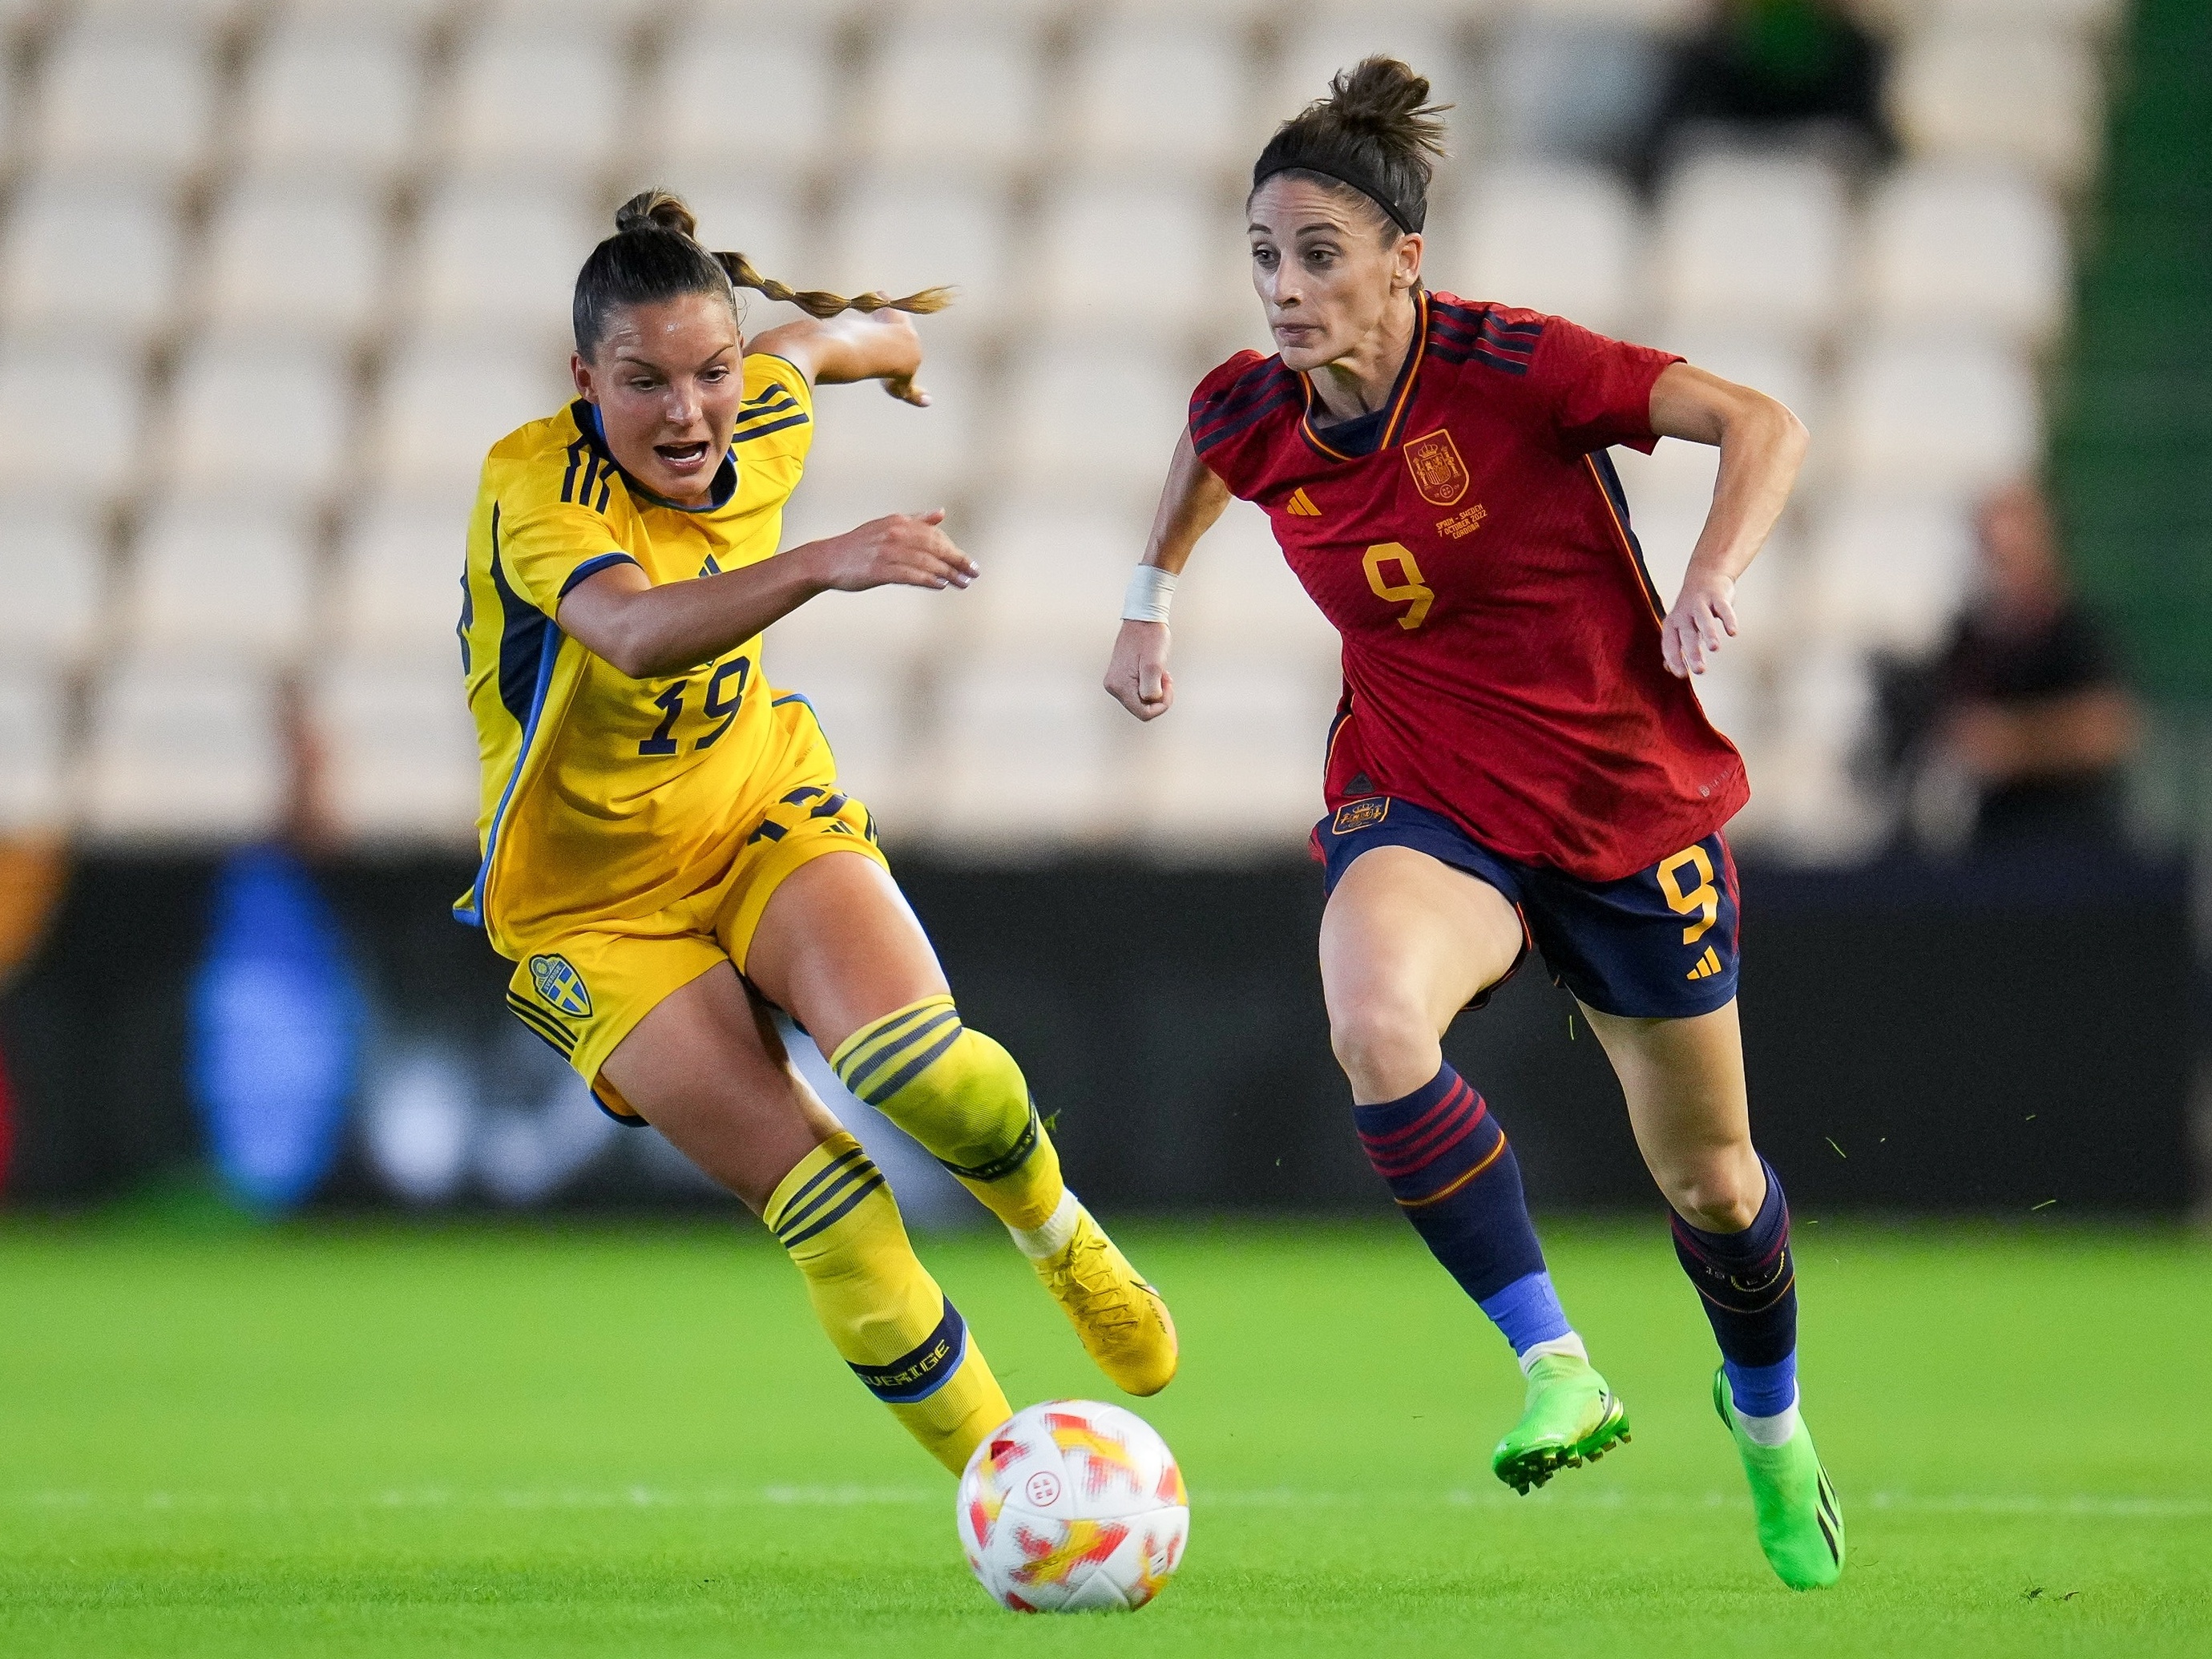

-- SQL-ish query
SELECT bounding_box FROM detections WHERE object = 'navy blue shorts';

[1314,796,1741,1020]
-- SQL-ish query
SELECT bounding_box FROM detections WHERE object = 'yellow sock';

[763,1133,1011,1474]
[829,995,1067,1231]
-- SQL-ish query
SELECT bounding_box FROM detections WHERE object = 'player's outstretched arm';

[1105,432,1233,721]
[1647,362,1809,680]
[751,311,933,406]
[559,510,975,680]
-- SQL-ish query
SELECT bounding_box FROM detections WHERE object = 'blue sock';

[1352,1065,1572,1358]
[1670,1156,1799,1417]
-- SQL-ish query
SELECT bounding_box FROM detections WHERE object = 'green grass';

[2,1215,2208,1657]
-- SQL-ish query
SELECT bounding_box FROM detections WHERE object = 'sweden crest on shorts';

[530,954,592,1017]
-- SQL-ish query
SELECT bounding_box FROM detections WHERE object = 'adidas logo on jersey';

[1285,487,1322,517]
[1685,947,1723,981]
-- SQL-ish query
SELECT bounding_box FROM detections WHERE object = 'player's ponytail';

[1251,57,1450,239]
[574,189,952,357]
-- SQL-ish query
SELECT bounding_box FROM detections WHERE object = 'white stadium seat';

[661,178,809,290]
[196,174,390,338]
[957,496,1150,652]
[1831,337,2040,495]
[763,580,955,677]
[370,338,572,494]
[0,498,104,666]
[82,655,283,842]
[1860,163,2069,347]
[0,172,182,336]
[329,493,473,657]
[798,350,983,514]
[637,8,838,179]
[0,666,70,834]
[29,14,217,176]
[1646,330,1822,430]
[163,340,356,498]
[821,173,1019,324]
[1801,490,1977,655]
[1891,24,2100,188]
[1273,7,1473,123]
[1451,160,1642,334]
[1000,336,1191,499]
[1068,17,1253,172]
[921,656,1126,847]
[1034,177,1229,334]
[441,19,632,175]
[124,499,317,660]
[1919,0,2121,28]
[0,342,143,497]
[236,10,426,175]
[405,180,597,337]
[1132,660,1341,853]
[1656,153,1847,341]
[1173,499,1342,670]
[857,13,1043,172]
[310,652,480,846]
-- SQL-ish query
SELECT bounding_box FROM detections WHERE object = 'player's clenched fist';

[807,509,978,593]
[1104,620,1176,721]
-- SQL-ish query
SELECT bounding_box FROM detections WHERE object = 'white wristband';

[1121,564,1177,624]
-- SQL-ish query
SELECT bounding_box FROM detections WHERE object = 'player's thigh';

[1579,999,1762,1225]
[599,962,843,1213]
[742,849,951,1059]
[1319,845,1525,1039]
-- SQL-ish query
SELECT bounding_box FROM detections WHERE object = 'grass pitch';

[2,1212,2207,1658]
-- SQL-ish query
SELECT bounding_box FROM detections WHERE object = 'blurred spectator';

[1637,0,1892,184]
[1916,481,2139,851]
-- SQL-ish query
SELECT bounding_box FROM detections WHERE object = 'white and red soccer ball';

[955,1399,1189,1613]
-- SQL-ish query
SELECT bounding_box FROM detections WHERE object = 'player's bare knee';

[1327,997,1435,1099]
[1662,1165,1763,1233]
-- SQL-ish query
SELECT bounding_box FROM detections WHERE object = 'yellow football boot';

[1030,1205,1179,1397]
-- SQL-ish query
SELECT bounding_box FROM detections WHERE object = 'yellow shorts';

[499,776,889,1125]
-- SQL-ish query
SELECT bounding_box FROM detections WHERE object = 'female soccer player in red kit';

[1104,61,1841,1589]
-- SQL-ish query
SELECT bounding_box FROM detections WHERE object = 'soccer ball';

[955,1399,1189,1613]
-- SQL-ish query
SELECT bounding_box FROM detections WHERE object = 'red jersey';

[1189,290,1747,883]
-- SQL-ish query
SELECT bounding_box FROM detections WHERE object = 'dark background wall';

[0,848,2195,1214]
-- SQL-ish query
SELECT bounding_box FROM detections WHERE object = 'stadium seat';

[0,498,103,666]
[0,172,182,337]
[1449,160,1642,333]
[636,5,838,180]
[1801,490,1976,654]
[404,178,597,338]
[958,495,1149,652]
[820,172,1018,327]
[309,652,480,846]
[1890,23,2100,188]
[26,13,216,176]
[1131,660,1341,852]
[196,174,389,339]
[999,334,1192,499]
[1760,644,1883,861]
[81,654,284,842]
[1033,176,1229,334]
[1645,329,1822,429]
[440,14,632,176]
[797,347,982,516]
[123,499,317,660]
[0,341,143,497]
[753,652,916,829]
[920,655,1128,847]
[660,176,808,287]
[1831,337,2039,494]
[1860,162,2069,347]
[0,665,69,834]
[329,491,474,656]
[1173,499,1342,671]
[1067,15,1253,172]
[1271,5,1475,168]
[1918,0,2121,27]
[235,8,426,176]
[1656,153,1847,341]
[1483,11,1674,163]
[854,10,1043,173]
[762,579,954,682]
[163,339,355,499]
[370,337,573,494]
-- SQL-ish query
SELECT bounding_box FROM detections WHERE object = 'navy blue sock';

[1670,1156,1798,1416]
[1353,1066,1571,1356]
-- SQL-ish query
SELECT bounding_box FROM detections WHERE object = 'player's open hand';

[1104,620,1175,721]
[1661,571,1738,678]
[808,510,976,594]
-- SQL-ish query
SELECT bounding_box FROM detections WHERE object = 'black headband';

[1252,154,1423,235]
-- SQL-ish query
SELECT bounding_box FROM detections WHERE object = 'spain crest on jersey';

[1403,428,1470,507]
[529,954,592,1017]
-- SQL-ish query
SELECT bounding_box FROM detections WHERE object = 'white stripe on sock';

[1516,1333,1589,1374]
[1009,1189,1080,1260]
[1738,1388,1802,1447]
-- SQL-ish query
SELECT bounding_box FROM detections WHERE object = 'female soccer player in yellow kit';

[457,193,1177,1474]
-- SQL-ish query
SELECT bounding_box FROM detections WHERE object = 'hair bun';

[1328,58,1441,142]
[615,188,698,240]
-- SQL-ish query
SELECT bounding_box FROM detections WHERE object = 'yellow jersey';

[455,353,816,951]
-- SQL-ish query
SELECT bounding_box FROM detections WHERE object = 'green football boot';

[1490,1353,1631,1494]
[1713,1368,1844,1589]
